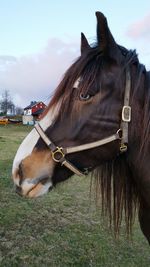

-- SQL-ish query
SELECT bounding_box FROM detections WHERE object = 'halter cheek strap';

[34,123,85,176]
[120,68,131,152]
[34,68,131,176]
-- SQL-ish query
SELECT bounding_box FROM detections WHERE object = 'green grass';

[0,125,150,267]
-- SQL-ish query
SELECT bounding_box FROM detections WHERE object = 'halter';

[35,68,131,176]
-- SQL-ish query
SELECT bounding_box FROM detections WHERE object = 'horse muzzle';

[14,176,53,198]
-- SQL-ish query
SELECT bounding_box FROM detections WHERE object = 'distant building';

[24,101,46,116]
[23,101,47,125]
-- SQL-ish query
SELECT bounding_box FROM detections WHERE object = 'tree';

[0,90,15,115]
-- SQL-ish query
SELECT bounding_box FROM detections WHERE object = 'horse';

[12,12,150,244]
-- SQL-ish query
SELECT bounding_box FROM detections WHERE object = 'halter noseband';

[35,68,131,176]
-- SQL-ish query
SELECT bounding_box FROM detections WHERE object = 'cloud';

[0,55,17,63]
[127,12,150,41]
[0,38,80,107]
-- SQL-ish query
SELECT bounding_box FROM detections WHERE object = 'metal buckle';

[120,143,127,153]
[51,147,65,162]
[122,106,131,122]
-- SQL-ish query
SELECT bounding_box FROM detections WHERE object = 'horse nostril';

[15,185,22,195]
[49,185,53,192]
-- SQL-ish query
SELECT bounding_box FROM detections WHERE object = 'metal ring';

[51,147,65,163]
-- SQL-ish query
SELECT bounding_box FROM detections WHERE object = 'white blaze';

[12,102,61,175]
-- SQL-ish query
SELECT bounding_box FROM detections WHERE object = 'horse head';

[12,12,129,198]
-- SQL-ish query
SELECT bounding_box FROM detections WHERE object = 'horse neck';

[127,66,150,196]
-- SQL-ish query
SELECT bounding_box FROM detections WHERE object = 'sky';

[0,0,150,108]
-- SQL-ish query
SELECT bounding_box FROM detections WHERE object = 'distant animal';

[12,12,150,244]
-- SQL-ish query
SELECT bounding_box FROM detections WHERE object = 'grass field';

[0,125,150,267]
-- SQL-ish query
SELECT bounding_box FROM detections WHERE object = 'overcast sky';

[0,0,150,107]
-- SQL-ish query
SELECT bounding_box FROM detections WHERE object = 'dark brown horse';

[12,12,150,244]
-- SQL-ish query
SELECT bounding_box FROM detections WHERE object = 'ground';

[0,125,150,267]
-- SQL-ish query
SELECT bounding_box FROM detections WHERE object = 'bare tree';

[0,90,15,115]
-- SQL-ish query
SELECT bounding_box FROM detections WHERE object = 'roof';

[24,101,37,110]
[24,101,45,110]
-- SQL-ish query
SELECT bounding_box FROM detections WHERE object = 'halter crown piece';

[35,68,131,176]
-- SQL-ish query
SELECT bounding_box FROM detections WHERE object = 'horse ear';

[80,32,90,55]
[95,11,120,58]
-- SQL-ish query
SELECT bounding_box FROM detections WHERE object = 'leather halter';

[35,68,131,176]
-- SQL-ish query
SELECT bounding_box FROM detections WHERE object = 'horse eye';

[79,93,91,101]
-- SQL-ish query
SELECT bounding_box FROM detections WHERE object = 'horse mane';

[91,49,149,237]
[91,155,139,237]
[43,45,139,118]
[42,44,149,236]
[140,70,150,155]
